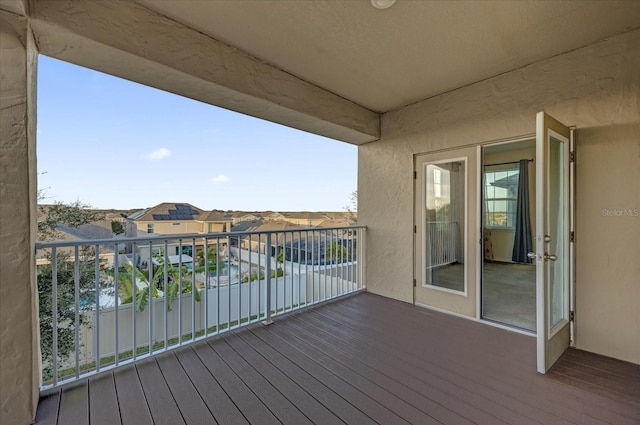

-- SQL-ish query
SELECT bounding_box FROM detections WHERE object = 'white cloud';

[145,148,171,160]
[211,174,231,184]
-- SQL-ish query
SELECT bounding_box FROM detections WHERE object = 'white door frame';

[535,112,573,373]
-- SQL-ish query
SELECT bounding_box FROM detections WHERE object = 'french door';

[534,112,572,373]
[414,147,478,317]
[413,112,573,373]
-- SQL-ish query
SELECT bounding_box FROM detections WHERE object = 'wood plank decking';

[36,292,640,424]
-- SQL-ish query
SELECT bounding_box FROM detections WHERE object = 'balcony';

[35,291,639,424]
[27,224,640,425]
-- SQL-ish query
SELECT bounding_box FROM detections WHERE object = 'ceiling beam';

[29,0,379,144]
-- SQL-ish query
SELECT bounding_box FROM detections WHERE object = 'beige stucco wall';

[0,12,39,424]
[359,29,640,363]
[136,220,204,235]
[574,123,640,363]
[206,222,227,233]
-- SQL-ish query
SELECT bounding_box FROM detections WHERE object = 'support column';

[0,11,39,425]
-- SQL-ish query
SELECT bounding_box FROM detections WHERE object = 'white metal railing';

[35,225,366,389]
[425,221,457,268]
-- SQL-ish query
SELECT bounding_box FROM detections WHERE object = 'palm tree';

[194,247,219,273]
[111,263,157,312]
[146,250,200,311]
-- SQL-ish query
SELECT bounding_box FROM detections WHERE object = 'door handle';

[544,253,558,261]
[527,252,537,260]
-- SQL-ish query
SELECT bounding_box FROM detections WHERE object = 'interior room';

[481,139,536,331]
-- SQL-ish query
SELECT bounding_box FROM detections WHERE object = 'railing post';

[51,247,58,386]
[74,245,80,379]
[263,232,273,325]
[95,245,101,373]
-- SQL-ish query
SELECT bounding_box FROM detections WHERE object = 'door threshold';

[481,317,536,336]
[415,302,535,337]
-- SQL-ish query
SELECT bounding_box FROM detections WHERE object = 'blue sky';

[37,56,357,212]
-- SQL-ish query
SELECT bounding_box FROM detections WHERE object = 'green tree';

[144,250,201,311]
[111,220,125,235]
[194,247,219,273]
[108,249,202,313]
[37,247,103,379]
[111,263,157,312]
[38,200,104,239]
[37,200,105,379]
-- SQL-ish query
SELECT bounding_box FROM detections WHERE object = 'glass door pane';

[548,136,566,329]
[424,160,465,292]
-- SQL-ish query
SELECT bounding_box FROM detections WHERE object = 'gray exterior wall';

[359,29,640,364]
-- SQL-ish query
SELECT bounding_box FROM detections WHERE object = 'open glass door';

[534,112,571,373]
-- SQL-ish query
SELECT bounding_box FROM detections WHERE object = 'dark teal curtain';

[512,159,533,263]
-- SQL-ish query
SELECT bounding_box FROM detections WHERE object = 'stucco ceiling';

[137,0,640,113]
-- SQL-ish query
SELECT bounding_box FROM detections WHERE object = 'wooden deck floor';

[36,292,640,425]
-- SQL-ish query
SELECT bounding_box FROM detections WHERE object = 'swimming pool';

[209,263,239,277]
